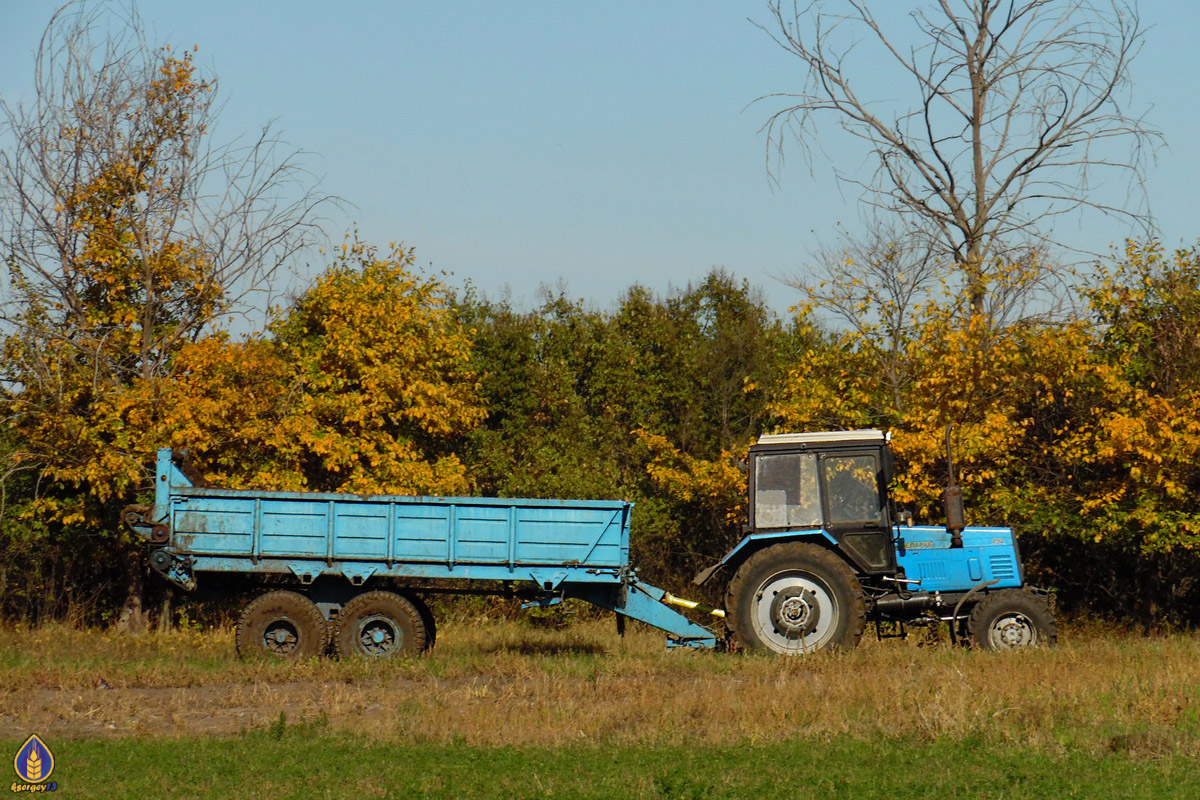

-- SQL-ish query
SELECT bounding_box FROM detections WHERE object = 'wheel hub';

[750,569,842,654]
[769,586,821,638]
[358,614,399,656]
[992,614,1035,648]
[262,619,299,654]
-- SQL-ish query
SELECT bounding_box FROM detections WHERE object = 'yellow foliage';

[2,51,224,528]
[636,429,747,528]
[161,240,485,496]
[770,246,1200,555]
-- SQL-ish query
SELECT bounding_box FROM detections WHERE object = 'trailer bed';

[128,449,716,649]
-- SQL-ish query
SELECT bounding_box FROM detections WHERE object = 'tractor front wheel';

[967,589,1057,651]
[726,542,866,654]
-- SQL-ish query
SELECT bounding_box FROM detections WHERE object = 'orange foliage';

[162,240,485,496]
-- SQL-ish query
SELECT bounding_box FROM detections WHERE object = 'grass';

[10,731,1200,799]
[1,616,1199,796]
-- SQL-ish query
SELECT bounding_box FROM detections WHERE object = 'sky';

[1,1,1197,317]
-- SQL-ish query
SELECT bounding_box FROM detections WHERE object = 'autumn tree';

[762,0,1160,312]
[0,4,324,627]
[765,238,1200,626]
[1070,242,1200,624]
[165,241,485,496]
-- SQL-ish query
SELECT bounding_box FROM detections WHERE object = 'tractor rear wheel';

[333,591,428,658]
[235,590,328,660]
[967,589,1057,650]
[726,542,866,654]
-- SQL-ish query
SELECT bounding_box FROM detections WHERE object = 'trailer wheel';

[403,593,437,650]
[235,590,328,660]
[967,589,1057,651]
[726,542,865,654]
[333,591,428,658]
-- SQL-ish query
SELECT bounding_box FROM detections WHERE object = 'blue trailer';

[127,429,1055,658]
[124,449,717,658]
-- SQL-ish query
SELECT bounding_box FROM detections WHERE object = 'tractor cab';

[748,429,897,575]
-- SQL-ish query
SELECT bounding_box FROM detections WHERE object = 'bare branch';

[758,0,1162,313]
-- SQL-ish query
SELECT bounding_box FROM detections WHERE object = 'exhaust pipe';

[942,425,965,549]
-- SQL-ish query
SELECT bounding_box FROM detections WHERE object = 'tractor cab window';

[822,455,884,525]
[754,453,821,529]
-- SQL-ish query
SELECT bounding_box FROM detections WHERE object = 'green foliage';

[460,270,810,590]
[768,241,1200,624]
[8,186,1200,629]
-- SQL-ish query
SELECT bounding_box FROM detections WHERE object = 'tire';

[235,590,328,660]
[404,593,437,650]
[726,542,866,654]
[967,589,1057,651]
[333,591,428,658]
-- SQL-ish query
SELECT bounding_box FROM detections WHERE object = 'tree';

[164,240,486,496]
[767,239,1200,627]
[0,3,325,628]
[761,0,1160,311]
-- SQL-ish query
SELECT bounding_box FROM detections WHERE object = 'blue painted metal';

[894,525,1023,593]
[707,524,1023,596]
[709,528,838,573]
[139,449,715,648]
[568,582,717,648]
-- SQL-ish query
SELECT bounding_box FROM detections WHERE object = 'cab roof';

[754,429,888,446]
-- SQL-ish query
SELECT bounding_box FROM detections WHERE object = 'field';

[2,616,1199,798]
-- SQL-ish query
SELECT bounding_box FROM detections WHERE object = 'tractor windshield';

[822,455,884,525]
[754,453,821,528]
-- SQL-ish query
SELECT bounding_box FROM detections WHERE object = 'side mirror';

[880,446,895,485]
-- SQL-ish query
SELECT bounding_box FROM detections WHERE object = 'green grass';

[16,730,1200,800]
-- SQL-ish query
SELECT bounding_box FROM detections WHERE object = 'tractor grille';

[989,554,1016,581]
[919,562,947,580]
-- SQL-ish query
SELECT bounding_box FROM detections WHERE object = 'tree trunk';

[157,588,173,633]
[1139,552,1161,636]
[116,546,149,633]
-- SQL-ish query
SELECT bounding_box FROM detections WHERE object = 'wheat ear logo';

[13,734,54,784]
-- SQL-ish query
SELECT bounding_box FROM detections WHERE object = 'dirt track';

[1,677,453,739]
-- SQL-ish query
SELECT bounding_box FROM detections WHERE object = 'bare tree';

[0,2,328,385]
[0,2,329,630]
[761,0,1161,312]
[796,221,944,411]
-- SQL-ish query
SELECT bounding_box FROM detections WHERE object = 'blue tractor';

[696,429,1056,652]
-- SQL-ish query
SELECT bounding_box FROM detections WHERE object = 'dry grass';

[1,617,1198,759]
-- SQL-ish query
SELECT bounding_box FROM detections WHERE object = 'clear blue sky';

[2,1,1197,315]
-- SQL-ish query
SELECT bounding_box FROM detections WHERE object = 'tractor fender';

[693,529,839,587]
